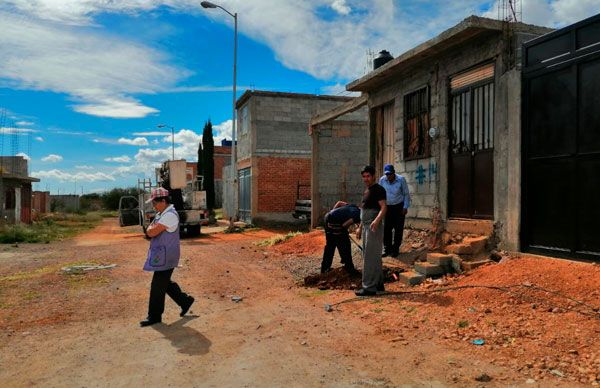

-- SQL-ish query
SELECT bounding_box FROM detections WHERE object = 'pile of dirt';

[339,255,600,384]
[304,267,405,290]
[269,230,325,256]
[304,267,362,290]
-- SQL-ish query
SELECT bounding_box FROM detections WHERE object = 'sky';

[0,0,599,194]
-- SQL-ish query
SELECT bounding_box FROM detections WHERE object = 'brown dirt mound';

[270,230,325,256]
[341,255,600,384]
[304,267,405,290]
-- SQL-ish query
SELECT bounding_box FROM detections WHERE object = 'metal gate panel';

[238,168,251,223]
[522,13,600,260]
[449,81,494,219]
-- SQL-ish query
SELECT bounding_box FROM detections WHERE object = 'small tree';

[197,140,204,189]
[202,120,215,217]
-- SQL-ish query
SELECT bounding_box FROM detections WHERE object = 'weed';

[0,213,102,244]
[22,291,41,300]
[256,231,302,247]
[458,320,469,328]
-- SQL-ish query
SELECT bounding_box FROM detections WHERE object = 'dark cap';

[384,164,395,175]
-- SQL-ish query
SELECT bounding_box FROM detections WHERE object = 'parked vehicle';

[118,160,208,236]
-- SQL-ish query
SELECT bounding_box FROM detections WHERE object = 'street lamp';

[157,124,175,161]
[201,1,238,218]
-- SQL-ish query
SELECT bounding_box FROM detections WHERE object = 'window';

[403,87,430,159]
[239,105,250,135]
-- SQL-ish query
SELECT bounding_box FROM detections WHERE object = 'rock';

[324,304,333,312]
[550,369,565,378]
[231,296,243,302]
[526,378,536,384]
[475,373,492,382]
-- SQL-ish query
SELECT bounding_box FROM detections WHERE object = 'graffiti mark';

[416,164,426,185]
[429,162,438,182]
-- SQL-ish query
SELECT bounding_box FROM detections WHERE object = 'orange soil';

[269,230,325,256]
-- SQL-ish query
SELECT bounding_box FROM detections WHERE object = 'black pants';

[321,228,354,273]
[148,268,189,319]
[384,203,406,256]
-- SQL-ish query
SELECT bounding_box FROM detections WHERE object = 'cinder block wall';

[312,107,369,226]
[235,92,354,223]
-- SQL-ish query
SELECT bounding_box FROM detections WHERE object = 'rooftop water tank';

[373,50,393,70]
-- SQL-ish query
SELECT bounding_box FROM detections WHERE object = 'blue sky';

[0,0,598,194]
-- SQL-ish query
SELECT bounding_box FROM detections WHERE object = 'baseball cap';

[146,187,169,203]
[384,164,395,175]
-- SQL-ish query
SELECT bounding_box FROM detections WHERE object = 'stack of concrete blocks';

[397,235,492,286]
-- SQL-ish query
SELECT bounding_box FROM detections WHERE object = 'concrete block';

[446,236,489,255]
[427,253,453,268]
[450,255,463,274]
[462,259,492,272]
[414,262,446,277]
[396,247,428,265]
[397,271,425,286]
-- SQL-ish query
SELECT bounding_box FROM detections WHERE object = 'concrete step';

[426,253,453,269]
[461,259,493,272]
[397,271,425,286]
[395,247,428,265]
[414,262,446,277]
[445,236,489,255]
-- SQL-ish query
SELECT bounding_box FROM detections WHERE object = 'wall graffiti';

[415,162,438,185]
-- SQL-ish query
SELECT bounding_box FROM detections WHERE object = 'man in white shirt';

[379,164,411,258]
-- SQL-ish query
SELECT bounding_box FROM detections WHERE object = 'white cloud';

[104,155,132,163]
[41,154,63,163]
[132,131,171,136]
[16,152,30,161]
[118,137,149,146]
[331,0,351,16]
[35,136,44,142]
[0,126,37,135]
[321,83,359,96]
[33,169,115,182]
[15,120,34,126]
[75,165,94,170]
[483,0,600,27]
[152,139,160,145]
[212,120,232,144]
[0,9,187,118]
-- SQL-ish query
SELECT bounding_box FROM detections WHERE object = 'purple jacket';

[143,207,180,272]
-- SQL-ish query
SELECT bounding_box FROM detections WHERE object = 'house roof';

[214,146,232,155]
[347,16,552,92]
[235,90,354,109]
[0,173,40,182]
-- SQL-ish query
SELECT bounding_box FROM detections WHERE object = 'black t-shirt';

[362,184,386,210]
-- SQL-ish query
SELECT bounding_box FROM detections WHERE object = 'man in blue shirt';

[379,164,410,258]
[320,201,361,274]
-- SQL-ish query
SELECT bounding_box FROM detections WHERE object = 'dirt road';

[0,219,574,387]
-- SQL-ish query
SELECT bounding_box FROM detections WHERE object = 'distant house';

[0,156,40,224]
[32,191,51,216]
[225,90,356,224]
[186,139,231,208]
[50,195,80,212]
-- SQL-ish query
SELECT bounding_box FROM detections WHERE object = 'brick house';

[312,16,552,252]
[0,156,39,224]
[229,91,355,223]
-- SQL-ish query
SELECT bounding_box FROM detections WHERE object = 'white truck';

[118,160,209,236]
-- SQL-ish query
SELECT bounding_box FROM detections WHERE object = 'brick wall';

[256,156,311,213]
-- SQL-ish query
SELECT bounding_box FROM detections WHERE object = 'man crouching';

[320,201,361,275]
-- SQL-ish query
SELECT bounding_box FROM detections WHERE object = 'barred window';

[403,87,430,160]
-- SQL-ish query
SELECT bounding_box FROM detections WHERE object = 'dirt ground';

[0,219,596,387]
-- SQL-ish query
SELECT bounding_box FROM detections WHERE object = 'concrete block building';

[0,156,39,224]
[314,16,552,252]
[229,91,355,223]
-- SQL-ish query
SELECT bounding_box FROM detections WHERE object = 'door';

[118,196,140,227]
[238,168,251,223]
[449,81,495,219]
[523,58,600,259]
[371,102,395,175]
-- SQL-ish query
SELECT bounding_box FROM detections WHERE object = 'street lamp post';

[157,124,175,161]
[201,1,238,219]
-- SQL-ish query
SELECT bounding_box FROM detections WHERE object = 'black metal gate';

[522,14,600,260]
[449,81,495,219]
